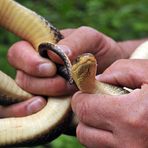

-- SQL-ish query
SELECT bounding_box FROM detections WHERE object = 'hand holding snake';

[9,28,145,97]
[72,61,148,147]
[0,0,148,147]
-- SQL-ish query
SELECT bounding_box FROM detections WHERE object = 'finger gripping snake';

[0,0,148,147]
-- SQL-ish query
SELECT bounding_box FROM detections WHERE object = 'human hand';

[8,26,131,97]
[71,60,148,147]
[0,96,46,118]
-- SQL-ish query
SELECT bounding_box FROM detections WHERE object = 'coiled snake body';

[0,0,148,147]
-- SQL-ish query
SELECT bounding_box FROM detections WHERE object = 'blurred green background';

[0,0,147,147]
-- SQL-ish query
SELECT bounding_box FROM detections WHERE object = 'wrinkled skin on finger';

[97,59,148,89]
[72,85,148,148]
[72,60,148,148]
[7,26,146,119]
[0,97,46,118]
[8,26,132,97]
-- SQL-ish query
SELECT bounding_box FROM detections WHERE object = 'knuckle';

[78,26,99,37]
[113,59,128,67]
[76,99,89,122]
[7,43,20,64]
[16,71,32,92]
[125,107,146,129]
[76,124,85,144]
[103,65,114,74]
[78,26,95,32]
[76,124,82,138]
[27,60,39,74]
[126,116,142,129]
[76,123,112,148]
[7,41,27,61]
[43,78,68,96]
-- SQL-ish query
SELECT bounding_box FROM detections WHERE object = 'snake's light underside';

[0,0,148,147]
[0,0,71,146]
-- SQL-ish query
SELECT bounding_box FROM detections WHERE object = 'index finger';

[8,41,57,77]
[71,91,137,130]
[48,26,103,64]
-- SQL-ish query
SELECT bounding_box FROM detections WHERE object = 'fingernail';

[38,62,56,76]
[27,97,45,115]
[57,45,71,56]
[96,74,102,80]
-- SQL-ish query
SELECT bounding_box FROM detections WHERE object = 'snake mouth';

[72,53,97,71]
[73,53,95,63]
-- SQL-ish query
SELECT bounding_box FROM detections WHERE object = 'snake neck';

[77,77,98,93]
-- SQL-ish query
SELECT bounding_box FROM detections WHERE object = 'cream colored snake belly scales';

[0,0,148,147]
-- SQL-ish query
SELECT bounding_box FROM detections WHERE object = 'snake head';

[71,53,97,92]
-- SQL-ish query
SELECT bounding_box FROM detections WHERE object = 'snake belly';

[0,0,71,146]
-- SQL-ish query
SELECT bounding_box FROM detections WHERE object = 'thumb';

[0,97,46,118]
[49,26,103,63]
[97,59,148,89]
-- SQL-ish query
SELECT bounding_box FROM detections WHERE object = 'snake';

[0,0,148,147]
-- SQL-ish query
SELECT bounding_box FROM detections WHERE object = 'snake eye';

[73,56,81,65]
[72,53,95,65]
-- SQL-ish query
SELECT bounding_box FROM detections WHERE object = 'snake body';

[0,0,72,146]
[0,0,148,147]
